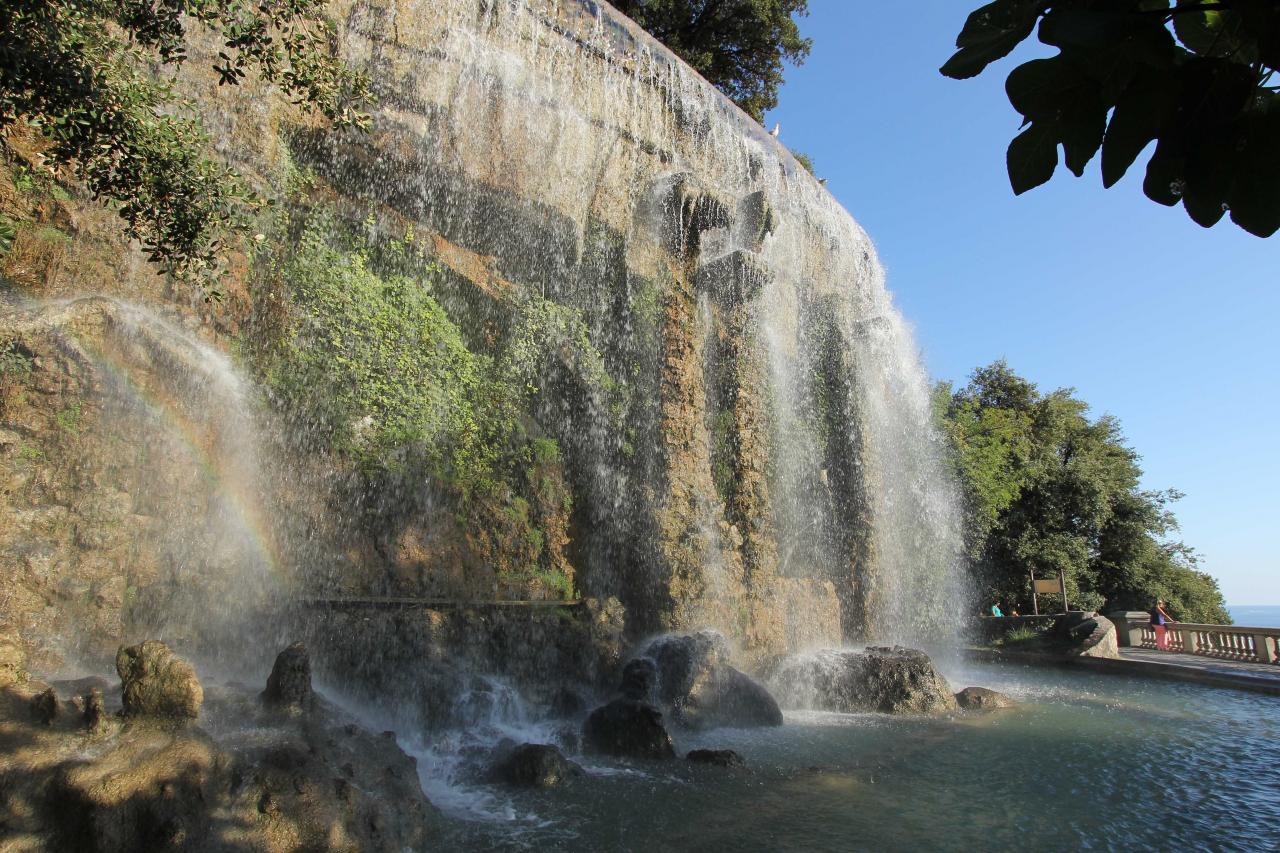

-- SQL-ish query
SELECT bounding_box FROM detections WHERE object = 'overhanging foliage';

[942,1,1280,237]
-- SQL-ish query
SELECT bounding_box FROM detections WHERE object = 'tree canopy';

[942,1,1280,237]
[0,0,371,279]
[611,0,811,123]
[936,361,1230,623]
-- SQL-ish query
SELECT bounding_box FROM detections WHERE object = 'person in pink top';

[1150,599,1174,650]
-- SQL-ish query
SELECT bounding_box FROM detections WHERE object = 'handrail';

[1160,622,1280,637]
[297,597,585,609]
[1108,612,1280,665]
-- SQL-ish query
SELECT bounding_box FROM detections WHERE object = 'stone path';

[1072,647,1280,695]
[1117,647,1280,682]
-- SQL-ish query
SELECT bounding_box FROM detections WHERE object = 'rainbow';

[49,302,287,581]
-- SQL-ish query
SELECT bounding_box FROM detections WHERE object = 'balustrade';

[1112,614,1280,665]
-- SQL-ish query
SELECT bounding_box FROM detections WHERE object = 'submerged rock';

[490,743,584,787]
[583,698,676,759]
[632,630,783,730]
[955,686,1016,711]
[115,641,203,719]
[686,748,745,768]
[771,646,957,715]
[261,641,313,712]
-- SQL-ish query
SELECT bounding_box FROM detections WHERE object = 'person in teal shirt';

[990,602,1003,617]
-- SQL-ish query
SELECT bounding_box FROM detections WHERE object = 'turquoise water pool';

[422,659,1280,852]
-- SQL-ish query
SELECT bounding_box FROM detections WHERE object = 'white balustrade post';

[1254,634,1277,664]
[1179,627,1198,655]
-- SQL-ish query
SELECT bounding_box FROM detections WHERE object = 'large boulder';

[115,641,203,719]
[261,642,313,712]
[1059,612,1119,659]
[631,631,783,729]
[582,698,675,759]
[955,686,1016,711]
[489,743,583,787]
[770,646,957,715]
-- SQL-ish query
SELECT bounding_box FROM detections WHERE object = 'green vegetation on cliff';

[249,208,631,599]
[0,0,371,278]
[936,361,1230,623]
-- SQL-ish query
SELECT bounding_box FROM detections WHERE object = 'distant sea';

[1228,605,1280,628]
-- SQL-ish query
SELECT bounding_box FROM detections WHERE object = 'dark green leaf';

[1102,71,1178,187]
[1142,140,1186,206]
[1005,57,1073,120]
[1180,133,1235,227]
[1172,1,1257,61]
[1227,98,1280,236]
[941,0,1044,80]
[1007,121,1058,194]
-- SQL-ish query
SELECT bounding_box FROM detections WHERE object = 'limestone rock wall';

[0,0,965,673]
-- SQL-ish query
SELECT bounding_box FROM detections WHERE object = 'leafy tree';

[0,0,371,278]
[611,0,811,123]
[941,1,1280,237]
[937,360,1230,623]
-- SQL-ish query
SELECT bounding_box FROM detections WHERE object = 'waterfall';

[309,0,968,645]
[0,296,290,672]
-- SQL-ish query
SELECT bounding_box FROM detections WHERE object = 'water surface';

[419,661,1280,852]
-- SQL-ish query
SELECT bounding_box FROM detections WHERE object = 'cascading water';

[312,0,968,648]
[0,296,290,674]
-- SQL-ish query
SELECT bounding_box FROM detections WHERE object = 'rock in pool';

[955,686,1016,711]
[770,646,957,715]
[632,630,783,729]
[686,748,745,768]
[490,743,584,787]
[583,698,676,759]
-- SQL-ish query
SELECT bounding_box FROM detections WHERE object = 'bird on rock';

[769,123,780,137]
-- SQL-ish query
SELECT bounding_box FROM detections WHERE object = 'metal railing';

[1109,612,1280,665]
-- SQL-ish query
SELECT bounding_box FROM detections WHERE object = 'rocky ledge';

[0,641,440,852]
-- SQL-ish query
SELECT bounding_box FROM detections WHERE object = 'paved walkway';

[1076,647,1280,695]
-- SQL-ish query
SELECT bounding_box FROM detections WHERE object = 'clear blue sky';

[762,1,1280,606]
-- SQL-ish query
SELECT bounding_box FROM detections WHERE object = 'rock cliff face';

[0,0,963,681]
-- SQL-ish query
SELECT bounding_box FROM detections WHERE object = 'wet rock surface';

[0,650,441,852]
[583,698,676,759]
[29,686,59,725]
[686,748,745,768]
[631,630,783,729]
[261,641,314,712]
[489,743,584,787]
[116,640,203,719]
[955,686,1016,711]
[771,646,958,715]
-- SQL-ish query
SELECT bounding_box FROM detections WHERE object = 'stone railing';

[1108,612,1280,664]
